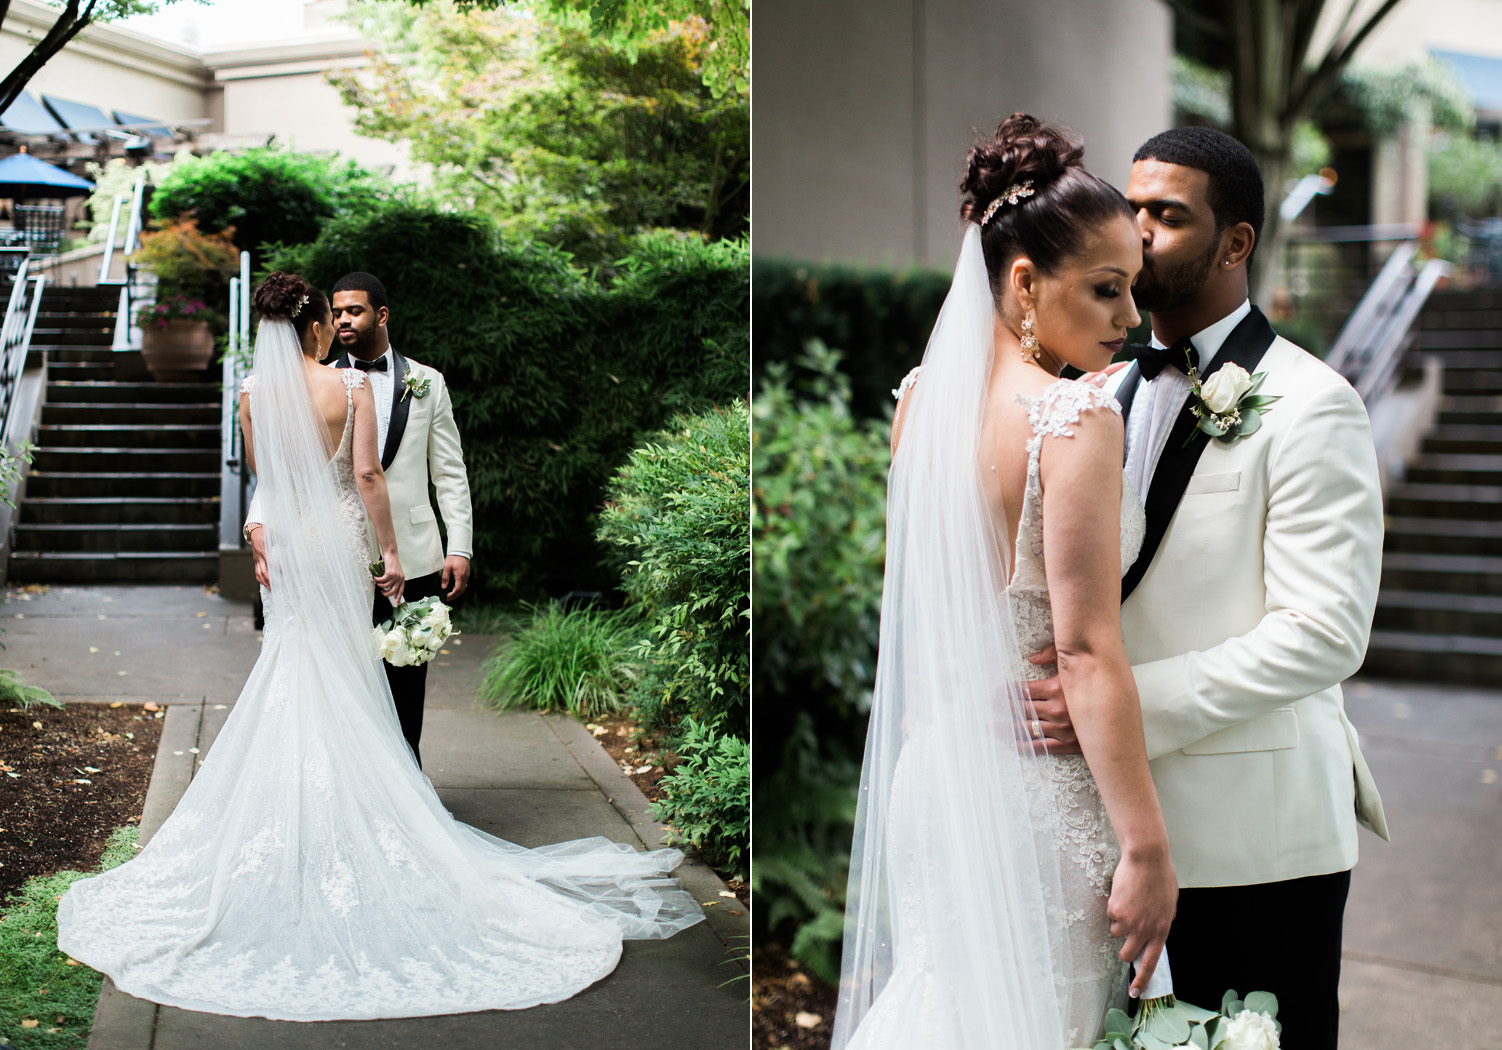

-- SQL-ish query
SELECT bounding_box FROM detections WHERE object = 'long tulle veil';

[830,226,1074,1048]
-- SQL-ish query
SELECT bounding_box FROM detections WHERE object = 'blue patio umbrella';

[0,149,93,201]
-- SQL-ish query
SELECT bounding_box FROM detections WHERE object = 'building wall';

[755,0,1173,269]
[1332,0,1502,63]
[0,0,209,124]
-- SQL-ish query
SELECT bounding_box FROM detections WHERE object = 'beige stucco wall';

[755,0,1173,269]
[0,0,208,124]
[206,41,413,179]
[1329,0,1502,63]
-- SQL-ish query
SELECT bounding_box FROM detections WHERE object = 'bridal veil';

[831,226,1075,1049]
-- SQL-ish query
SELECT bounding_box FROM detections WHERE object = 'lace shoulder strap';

[239,375,256,397]
[1015,379,1121,455]
[892,365,922,402]
[339,368,366,394]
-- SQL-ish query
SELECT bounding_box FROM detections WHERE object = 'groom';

[1032,127,1388,1050]
[247,272,474,768]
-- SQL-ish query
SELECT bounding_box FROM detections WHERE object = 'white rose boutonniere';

[401,370,432,402]
[1183,350,1280,446]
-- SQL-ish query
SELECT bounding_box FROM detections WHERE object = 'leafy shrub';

[651,716,749,881]
[0,669,59,712]
[597,400,750,737]
[476,604,638,719]
[149,148,389,255]
[0,826,138,1049]
[751,342,890,979]
[752,256,948,421]
[265,204,748,600]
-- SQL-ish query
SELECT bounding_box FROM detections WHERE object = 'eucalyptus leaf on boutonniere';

[1182,351,1281,447]
[401,370,431,402]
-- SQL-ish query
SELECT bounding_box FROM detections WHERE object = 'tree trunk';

[1249,148,1290,307]
[0,1,94,115]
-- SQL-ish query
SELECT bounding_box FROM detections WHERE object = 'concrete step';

[31,446,219,473]
[45,361,114,382]
[41,402,220,426]
[45,347,116,364]
[1420,425,1502,454]
[1380,551,1502,595]
[1443,371,1502,394]
[7,550,218,584]
[13,522,217,553]
[24,471,220,499]
[1404,339,1502,362]
[1372,589,1502,636]
[37,424,220,450]
[1384,516,1502,557]
[1387,482,1502,520]
[36,312,114,328]
[1423,289,1502,310]
[1361,630,1502,684]
[44,381,220,404]
[1405,454,1502,485]
[19,496,218,526]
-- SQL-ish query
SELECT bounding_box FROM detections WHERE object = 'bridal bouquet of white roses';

[371,594,459,668]
[1076,951,1280,1050]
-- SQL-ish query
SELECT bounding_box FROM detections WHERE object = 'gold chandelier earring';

[1020,314,1041,362]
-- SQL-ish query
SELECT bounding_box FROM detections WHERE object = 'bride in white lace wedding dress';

[832,115,1176,1050]
[57,273,700,1022]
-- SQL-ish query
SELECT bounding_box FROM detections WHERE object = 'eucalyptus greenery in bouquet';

[368,569,459,667]
[1079,988,1280,1050]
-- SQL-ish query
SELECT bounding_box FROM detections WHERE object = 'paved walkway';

[5,584,747,1050]
[1340,676,1502,1045]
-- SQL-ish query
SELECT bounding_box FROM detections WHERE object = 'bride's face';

[1022,215,1142,373]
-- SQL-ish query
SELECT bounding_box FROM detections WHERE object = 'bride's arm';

[350,380,404,602]
[1038,404,1176,994]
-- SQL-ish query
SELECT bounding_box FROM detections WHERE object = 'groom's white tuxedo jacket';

[247,349,473,581]
[1110,307,1389,890]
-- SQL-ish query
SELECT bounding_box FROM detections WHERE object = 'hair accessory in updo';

[979,180,1036,227]
[293,294,310,318]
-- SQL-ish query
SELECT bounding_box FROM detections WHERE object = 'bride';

[57,272,701,1021]
[831,115,1177,1049]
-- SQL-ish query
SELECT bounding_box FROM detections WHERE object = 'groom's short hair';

[332,271,389,312]
[1134,127,1265,254]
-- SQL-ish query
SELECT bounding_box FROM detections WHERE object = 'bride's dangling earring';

[1020,313,1041,363]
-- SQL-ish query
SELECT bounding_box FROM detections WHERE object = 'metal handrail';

[109,170,148,351]
[97,194,126,284]
[219,251,252,554]
[0,254,46,449]
[1323,239,1452,406]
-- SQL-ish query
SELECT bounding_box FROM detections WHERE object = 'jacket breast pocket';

[1184,470,1240,495]
[1181,707,1299,755]
[410,505,437,525]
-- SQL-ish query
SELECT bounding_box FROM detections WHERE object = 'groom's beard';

[1132,235,1220,314]
[337,329,375,359]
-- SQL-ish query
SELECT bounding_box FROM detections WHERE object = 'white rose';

[427,604,451,631]
[1219,1010,1280,1050]
[376,628,405,662]
[387,639,417,667]
[1201,362,1254,415]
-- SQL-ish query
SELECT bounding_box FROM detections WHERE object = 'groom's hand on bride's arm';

[441,554,470,600]
[1024,644,1081,754]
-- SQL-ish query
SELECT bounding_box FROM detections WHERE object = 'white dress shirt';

[352,347,397,452]
[1123,300,1252,497]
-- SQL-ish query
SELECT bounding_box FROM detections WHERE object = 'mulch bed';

[753,942,838,1050]
[0,703,163,901]
[585,710,748,906]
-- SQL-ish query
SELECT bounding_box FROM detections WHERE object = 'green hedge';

[752,256,948,421]
[265,205,748,599]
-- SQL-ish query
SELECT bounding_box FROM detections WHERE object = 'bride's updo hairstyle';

[961,113,1135,307]
[253,271,330,351]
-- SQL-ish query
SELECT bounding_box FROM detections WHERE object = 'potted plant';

[130,218,236,381]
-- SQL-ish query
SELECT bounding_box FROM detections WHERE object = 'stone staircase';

[9,285,220,584]
[1362,288,1502,685]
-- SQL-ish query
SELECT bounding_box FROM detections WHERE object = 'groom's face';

[1126,160,1222,313]
[332,290,388,357]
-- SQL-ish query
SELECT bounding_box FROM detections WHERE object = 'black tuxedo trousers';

[372,570,444,768]
[1162,869,1351,1050]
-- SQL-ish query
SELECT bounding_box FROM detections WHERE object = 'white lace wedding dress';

[57,363,701,1021]
[858,375,1145,1049]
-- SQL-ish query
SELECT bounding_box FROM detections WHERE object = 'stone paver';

[4,584,746,1049]
[1340,676,1502,1045]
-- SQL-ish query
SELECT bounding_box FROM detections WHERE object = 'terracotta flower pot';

[140,317,215,382]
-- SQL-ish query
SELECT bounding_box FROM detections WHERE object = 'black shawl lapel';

[1120,307,1279,603]
[382,349,412,470]
[1114,361,1144,455]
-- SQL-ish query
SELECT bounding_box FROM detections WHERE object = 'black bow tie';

[1129,337,1199,381]
[351,356,388,372]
